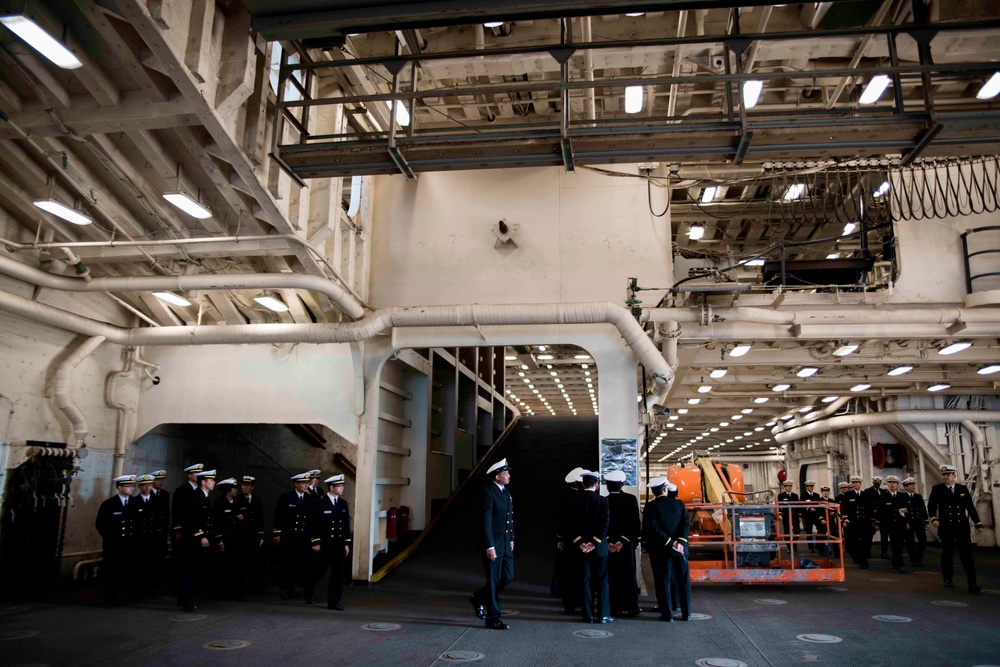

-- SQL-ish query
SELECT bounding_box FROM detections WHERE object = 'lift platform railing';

[685,500,845,583]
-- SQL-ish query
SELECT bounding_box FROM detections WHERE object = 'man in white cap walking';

[96,474,137,608]
[471,458,514,629]
[928,465,983,593]
[273,472,316,601]
[306,474,352,610]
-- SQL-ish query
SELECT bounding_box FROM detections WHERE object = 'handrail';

[370,417,519,582]
[334,452,357,478]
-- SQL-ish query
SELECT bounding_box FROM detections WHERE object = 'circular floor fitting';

[363,623,401,632]
[696,659,748,667]
[753,599,788,605]
[931,600,968,607]
[439,651,485,662]
[797,634,843,643]
[572,629,614,639]
[204,640,251,650]
[0,631,40,641]
[872,615,912,623]
[687,613,713,621]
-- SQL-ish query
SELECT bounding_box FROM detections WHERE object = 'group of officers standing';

[779,464,984,593]
[95,464,353,611]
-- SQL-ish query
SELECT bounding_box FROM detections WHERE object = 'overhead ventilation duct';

[50,336,106,450]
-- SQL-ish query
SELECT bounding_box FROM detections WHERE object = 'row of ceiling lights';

[505,347,598,417]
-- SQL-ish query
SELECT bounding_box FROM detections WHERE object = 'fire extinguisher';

[398,506,410,536]
[387,507,398,541]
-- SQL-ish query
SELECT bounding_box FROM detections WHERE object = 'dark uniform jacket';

[861,486,888,524]
[214,495,248,543]
[151,488,170,535]
[880,491,910,529]
[241,493,266,541]
[312,495,353,548]
[642,495,689,559]
[188,489,216,544]
[479,483,514,554]
[96,495,133,549]
[555,488,578,545]
[172,481,198,533]
[129,494,159,539]
[567,490,610,556]
[607,491,641,548]
[927,482,982,531]
[273,491,314,543]
[905,492,928,524]
[839,489,868,523]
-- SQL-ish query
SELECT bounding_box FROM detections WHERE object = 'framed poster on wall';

[600,437,638,486]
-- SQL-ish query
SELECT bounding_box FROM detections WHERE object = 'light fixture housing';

[0,15,82,69]
[976,71,1000,100]
[821,396,840,403]
[833,344,859,356]
[874,181,890,198]
[701,186,718,204]
[850,383,871,392]
[392,100,410,127]
[859,74,891,105]
[483,20,504,28]
[887,365,913,376]
[938,341,971,355]
[730,343,751,357]
[32,199,92,226]
[624,85,644,114]
[796,367,819,378]
[688,224,705,240]
[782,183,806,201]
[687,398,701,405]
[753,397,769,404]
[928,383,950,392]
[772,384,791,392]
[254,294,289,312]
[709,368,728,379]
[152,291,191,307]
[742,258,765,267]
[978,364,1000,375]
[537,354,554,360]
[743,79,763,108]
[842,222,857,236]
[163,192,213,219]
[697,385,713,393]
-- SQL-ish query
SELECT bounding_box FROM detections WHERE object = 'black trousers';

[277,537,312,594]
[219,538,245,599]
[578,553,609,621]
[305,542,348,607]
[939,526,977,586]
[130,535,157,598]
[181,542,209,611]
[474,548,513,622]
[671,555,691,617]
[886,523,906,569]
[608,546,639,614]
[101,543,131,606]
[844,522,868,566]
[557,549,580,612]
[649,554,672,616]
[905,523,927,565]
[244,536,267,592]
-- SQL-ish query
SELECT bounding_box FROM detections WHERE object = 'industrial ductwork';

[774,410,1000,446]
[50,336,106,448]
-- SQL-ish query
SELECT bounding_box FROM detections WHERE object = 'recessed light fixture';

[688,224,705,240]
[753,397,769,404]
[743,79,763,108]
[153,291,191,307]
[741,408,754,414]
[742,258,765,267]
[887,365,913,376]
[798,406,813,413]
[677,409,688,414]
[710,368,728,379]
[851,383,871,392]
[483,20,504,28]
[505,355,517,361]
[254,293,289,312]
[702,186,718,204]
[625,12,645,17]
[826,253,840,259]
[574,354,591,360]
[32,199,92,226]
[821,396,839,403]
[624,85,644,114]
[730,343,751,357]
[860,74,891,105]
[687,398,701,405]
[978,364,1000,375]
[938,341,971,355]
[772,384,791,392]
[978,71,1000,99]
[928,383,951,392]
[833,344,859,356]
[797,367,819,378]
[163,192,212,219]
[731,415,743,420]
[0,15,82,69]
[697,385,712,393]
[537,354,554,360]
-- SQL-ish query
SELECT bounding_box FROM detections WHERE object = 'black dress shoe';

[969,585,982,594]
[659,614,673,622]
[944,579,954,588]
[328,604,346,610]
[595,616,614,624]
[485,620,509,630]
[581,618,594,624]
[679,614,692,621]
[469,595,485,619]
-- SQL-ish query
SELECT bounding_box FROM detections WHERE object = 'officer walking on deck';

[902,477,928,566]
[306,474,353,610]
[96,474,137,608]
[881,475,909,573]
[273,472,316,601]
[470,459,514,630]
[239,475,266,592]
[928,465,983,593]
[181,469,217,612]
[841,475,870,568]
[605,469,640,617]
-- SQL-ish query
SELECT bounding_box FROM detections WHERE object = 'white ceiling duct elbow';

[50,336,106,448]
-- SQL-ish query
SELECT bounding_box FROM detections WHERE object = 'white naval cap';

[902,477,916,485]
[486,458,509,475]
[940,464,957,474]
[666,483,678,492]
[217,477,237,486]
[849,474,863,482]
[136,474,155,483]
[872,476,883,482]
[804,480,816,486]
[604,470,627,483]
[308,469,322,479]
[325,474,345,485]
[647,476,667,489]
[564,467,585,484]
[579,470,599,481]
[885,475,901,483]
[196,469,217,479]
[291,472,311,481]
[183,463,204,473]
[113,474,137,486]
[152,470,167,479]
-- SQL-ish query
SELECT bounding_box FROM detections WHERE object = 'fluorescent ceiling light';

[687,398,701,405]
[743,79,763,109]
[796,367,819,378]
[730,343,751,357]
[393,101,410,127]
[833,344,858,356]
[710,369,728,379]
[537,346,546,351]
[574,354,591,360]
[798,406,813,413]
[826,253,840,259]
[32,199,92,226]
[976,71,1000,100]
[978,364,1000,375]
[483,21,504,28]
[624,85,644,114]
[625,12,645,17]
[938,341,971,355]
[742,258,765,267]
[537,354,554,360]
[741,408,754,414]
[688,224,705,240]
[254,295,289,312]
[753,397,769,404]
[697,385,713,393]
[928,383,950,392]
[677,409,688,414]
[505,355,517,360]
[163,192,213,219]
[772,384,791,392]
[701,186,718,203]
[782,183,806,201]
[887,365,913,376]
[859,74,891,105]
[821,396,839,403]
[850,383,871,392]
[842,222,857,236]
[874,181,890,198]
[153,291,191,307]
[0,15,82,69]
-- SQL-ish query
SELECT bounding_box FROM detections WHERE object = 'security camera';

[151,375,161,385]
[712,56,725,69]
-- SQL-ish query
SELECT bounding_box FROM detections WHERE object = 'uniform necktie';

[950,486,955,493]
[332,498,337,506]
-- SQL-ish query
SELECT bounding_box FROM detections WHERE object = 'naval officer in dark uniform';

[171,463,202,602]
[777,480,801,554]
[306,474,352,610]
[95,474,137,607]
[273,472,316,601]
[213,477,246,600]
[129,474,159,599]
[605,469,640,618]
[928,464,983,593]
[181,469,217,612]
[239,475,267,592]
[555,467,584,615]
[569,470,611,624]
[470,458,514,630]
[902,476,928,566]
[150,470,170,587]
[840,475,870,568]
[642,478,690,621]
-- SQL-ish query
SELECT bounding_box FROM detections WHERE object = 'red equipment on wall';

[398,506,410,535]
[386,507,398,541]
